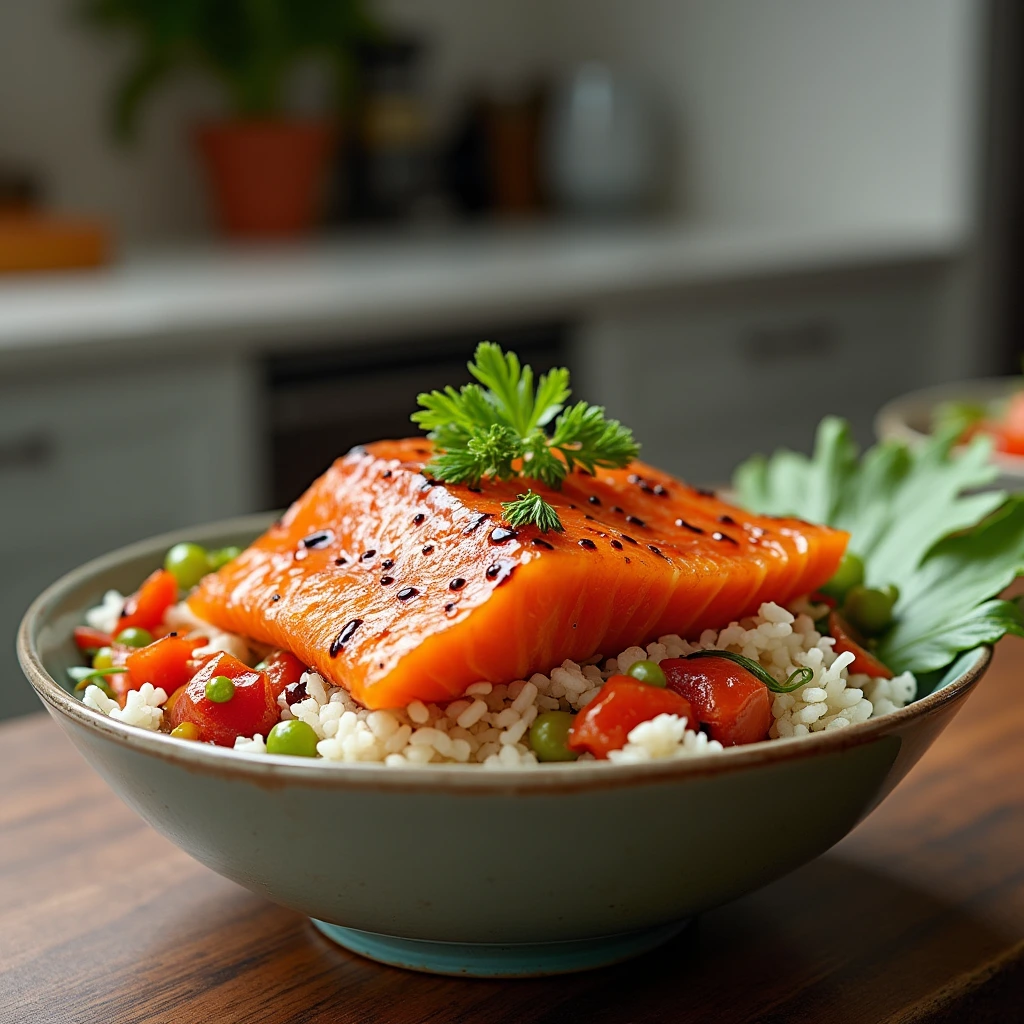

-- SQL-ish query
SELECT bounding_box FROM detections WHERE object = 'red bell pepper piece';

[73,626,113,653]
[125,633,206,696]
[260,650,307,699]
[567,676,694,759]
[661,657,773,746]
[994,392,1024,454]
[829,610,893,679]
[168,652,280,747]
[116,569,178,633]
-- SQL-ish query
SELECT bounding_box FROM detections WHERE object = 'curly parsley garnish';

[412,343,639,531]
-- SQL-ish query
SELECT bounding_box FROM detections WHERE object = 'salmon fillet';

[188,439,848,709]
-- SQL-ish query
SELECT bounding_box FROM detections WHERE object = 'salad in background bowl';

[876,375,1024,488]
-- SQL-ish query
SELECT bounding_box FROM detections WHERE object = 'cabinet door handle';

[741,319,837,362]
[0,431,55,472]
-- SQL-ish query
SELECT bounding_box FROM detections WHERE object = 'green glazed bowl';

[17,515,991,977]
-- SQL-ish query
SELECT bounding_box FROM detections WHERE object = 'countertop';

[2,638,1021,1024]
[0,219,961,365]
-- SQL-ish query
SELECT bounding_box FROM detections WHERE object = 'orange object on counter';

[0,214,110,272]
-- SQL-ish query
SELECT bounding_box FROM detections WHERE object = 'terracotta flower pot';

[194,120,336,239]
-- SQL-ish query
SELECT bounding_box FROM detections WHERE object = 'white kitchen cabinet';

[1,354,262,717]
[575,267,943,485]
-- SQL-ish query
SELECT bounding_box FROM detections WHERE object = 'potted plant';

[82,0,378,237]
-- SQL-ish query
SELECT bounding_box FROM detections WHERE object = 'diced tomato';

[168,652,280,747]
[165,684,188,717]
[809,591,837,610]
[990,424,1024,457]
[661,657,772,746]
[1001,392,1024,438]
[117,569,178,633]
[829,610,893,679]
[567,676,694,759]
[73,626,113,652]
[125,633,206,695]
[260,650,307,699]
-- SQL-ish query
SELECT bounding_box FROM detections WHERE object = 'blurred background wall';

[0,0,983,240]
[0,0,1020,717]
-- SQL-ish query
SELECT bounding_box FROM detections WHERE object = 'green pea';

[92,647,115,671]
[164,542,212,590]
[208,545,243,571]
[627,659,667,687]
[115,626,153,648]
[528,711,578,762]
[821,551,865,602]
[266,720,320,758]
[205,675,236,703]
[843,584,898,636]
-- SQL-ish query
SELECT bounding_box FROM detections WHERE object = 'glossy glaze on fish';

[188,439,848,709]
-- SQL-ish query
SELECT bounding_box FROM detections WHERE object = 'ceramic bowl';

[18,515,991,977]
[875,377,1024,489]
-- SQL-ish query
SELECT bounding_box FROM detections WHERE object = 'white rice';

[84,681,167,731]
[84,589,126,636]
[79,597,915,765]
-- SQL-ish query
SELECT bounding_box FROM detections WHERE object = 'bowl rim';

[17,515,992,795]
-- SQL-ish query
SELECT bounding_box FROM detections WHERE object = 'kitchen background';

[1,0,1020,717]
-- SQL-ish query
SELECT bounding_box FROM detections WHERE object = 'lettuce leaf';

[733,417,1023,676]
[877,499,1024,673]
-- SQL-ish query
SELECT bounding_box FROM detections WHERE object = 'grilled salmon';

[188,439,848,709]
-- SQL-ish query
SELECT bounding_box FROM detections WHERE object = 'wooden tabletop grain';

[3,642,1023,1024]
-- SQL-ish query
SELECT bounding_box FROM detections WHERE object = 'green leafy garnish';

[683,650,814,693]
[877,499,1024,673]
[734,416,1024,677]
[501,491,565,533]
[69,665,127,695]
[413,343,639,531]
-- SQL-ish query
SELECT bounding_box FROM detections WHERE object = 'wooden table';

[3,642,1023,1024]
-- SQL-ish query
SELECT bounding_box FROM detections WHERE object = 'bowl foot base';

[311,918,690,977]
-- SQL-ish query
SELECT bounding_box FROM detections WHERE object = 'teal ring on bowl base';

[311,918,691,977]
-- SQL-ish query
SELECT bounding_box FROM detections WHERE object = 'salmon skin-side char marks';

[189,439,848,710]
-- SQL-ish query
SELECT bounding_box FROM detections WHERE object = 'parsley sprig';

[412,343,639,531]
